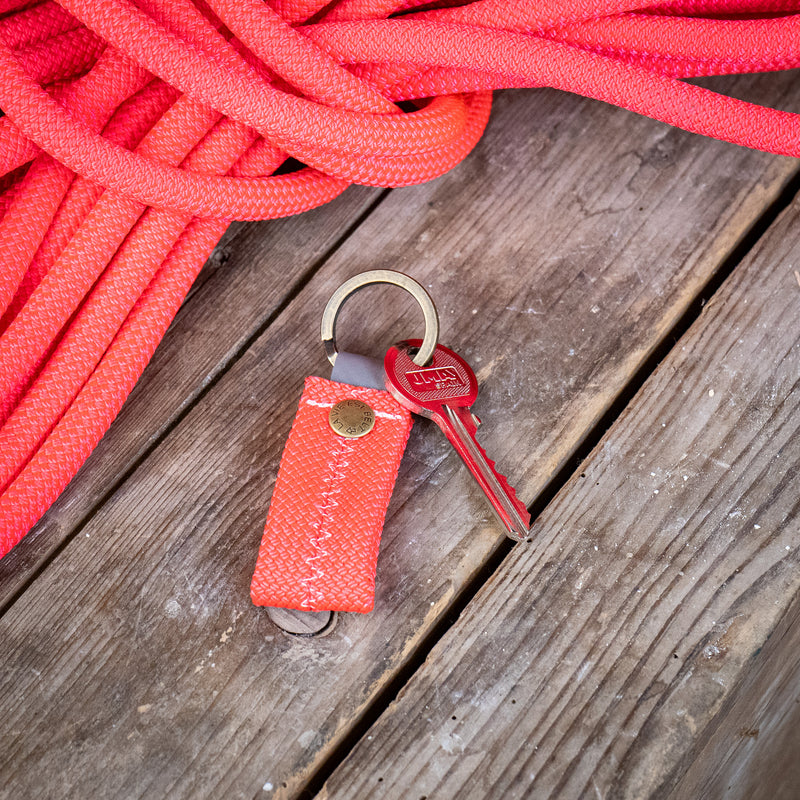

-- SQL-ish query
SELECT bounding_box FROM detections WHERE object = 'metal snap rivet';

[328,399,376,438]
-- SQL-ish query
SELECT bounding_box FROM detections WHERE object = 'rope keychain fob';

[250,271,426,613]
[250,270,531,614]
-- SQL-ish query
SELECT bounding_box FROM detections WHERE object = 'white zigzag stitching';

[299,436,356,610]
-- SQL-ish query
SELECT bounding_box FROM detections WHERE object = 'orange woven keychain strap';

[250,376,412,614]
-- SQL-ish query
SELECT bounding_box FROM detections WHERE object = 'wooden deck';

[1,74,799,799]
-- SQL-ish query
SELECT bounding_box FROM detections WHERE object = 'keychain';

[250,270,530,615]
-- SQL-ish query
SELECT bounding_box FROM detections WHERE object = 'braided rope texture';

[0,0,799,555]
[251,377,413,613]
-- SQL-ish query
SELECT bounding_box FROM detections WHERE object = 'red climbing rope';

[0,0,798,555]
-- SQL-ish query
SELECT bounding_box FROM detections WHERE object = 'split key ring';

[320,270,439,367]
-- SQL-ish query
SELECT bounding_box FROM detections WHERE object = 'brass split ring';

[320,270,439,367]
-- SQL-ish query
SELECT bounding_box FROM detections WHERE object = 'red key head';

[384,340,478,417]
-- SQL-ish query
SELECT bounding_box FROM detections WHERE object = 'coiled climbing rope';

[1,0,798,554]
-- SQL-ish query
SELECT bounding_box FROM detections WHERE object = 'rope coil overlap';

[0,0,798,554]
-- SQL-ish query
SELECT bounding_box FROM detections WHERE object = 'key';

[384,339,531,540]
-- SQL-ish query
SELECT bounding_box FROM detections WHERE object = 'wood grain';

[667,595,800,800]
[0,187,382,608]
[0,74,799,799]
[320,196,800,800]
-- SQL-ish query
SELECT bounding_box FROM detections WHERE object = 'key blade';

[385,339,530,540]
[440,405,531,540]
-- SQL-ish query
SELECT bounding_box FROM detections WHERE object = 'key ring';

[321,270,439,367]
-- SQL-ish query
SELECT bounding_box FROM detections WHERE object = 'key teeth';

[477,442,531,525]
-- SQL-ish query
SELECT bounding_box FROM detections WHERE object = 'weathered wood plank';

[0,74,798,799]
[667,596,800,800]
[320,196,800,800]
[0,187,383,607]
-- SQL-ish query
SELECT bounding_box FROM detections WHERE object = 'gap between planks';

[318,193,800,799]
[297,160,800,800]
